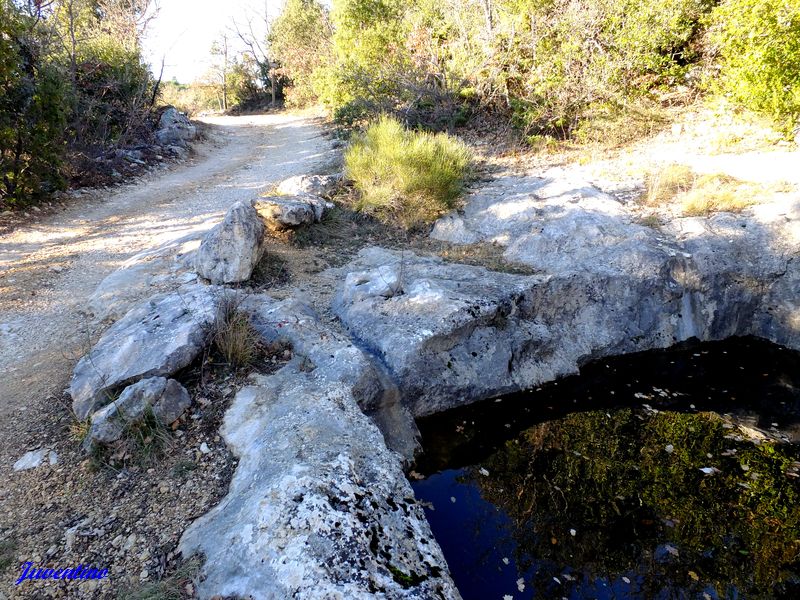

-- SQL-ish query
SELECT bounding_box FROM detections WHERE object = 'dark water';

[411,337,800,600]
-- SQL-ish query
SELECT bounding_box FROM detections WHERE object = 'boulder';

[180,296,458,599]
[332,236,799,418]
[276,173,342,199]
[155,107,197,147]
[195,200,266,284]
[86,377,191,446]
[70,284,219,421]
[255,194,333,229]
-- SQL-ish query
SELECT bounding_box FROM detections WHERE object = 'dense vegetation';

[270,0,800,136]
[4,0,799,209]
[1,0,157,206]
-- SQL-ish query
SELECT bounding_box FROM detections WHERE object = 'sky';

[142,0,279,83]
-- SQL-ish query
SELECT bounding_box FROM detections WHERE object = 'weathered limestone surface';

[70,284,219,421]
[276,173,342,199]
[179,296,459,600]
[334,181,800,417]
[195,199,266,284]
[256,194,334,228]
[86,377,191,446]
[88,233,199,323]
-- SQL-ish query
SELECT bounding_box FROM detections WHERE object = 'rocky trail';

[1,106,799,599]
[0,114,339,598]
[0,114,334,435]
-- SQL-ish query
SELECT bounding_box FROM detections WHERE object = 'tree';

[210,34,231,110]
[269,0,332,106]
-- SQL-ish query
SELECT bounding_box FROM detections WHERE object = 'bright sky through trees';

[142,0,273,83]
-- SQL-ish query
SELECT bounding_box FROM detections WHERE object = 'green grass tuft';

[344,115,472,229]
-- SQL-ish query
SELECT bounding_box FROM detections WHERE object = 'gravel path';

[0,113,334,455]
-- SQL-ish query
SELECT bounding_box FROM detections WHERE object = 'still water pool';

[411,337,800,599]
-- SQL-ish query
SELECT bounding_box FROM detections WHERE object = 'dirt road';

[0,114,334,457]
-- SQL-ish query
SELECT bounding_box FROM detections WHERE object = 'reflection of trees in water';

[469,409,800,597]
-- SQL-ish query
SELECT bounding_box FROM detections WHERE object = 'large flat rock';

[180,296,458,599]
[333,234,799,417]
[70,284,219,421]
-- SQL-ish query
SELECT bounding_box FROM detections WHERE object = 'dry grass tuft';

[680,174,759,216]
[212,296,260,369]
[641,164,787,216]
[643,163,696,207]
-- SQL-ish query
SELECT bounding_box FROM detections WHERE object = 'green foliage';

[269,0,332,106]
[344,115,472,228]
[1,0,157,206]
[708,0,800,132]
[0,2,68,205]
[319,0,412,122]
[159,80,219,116]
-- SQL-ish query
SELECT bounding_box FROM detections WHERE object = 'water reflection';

[412,338,800,599]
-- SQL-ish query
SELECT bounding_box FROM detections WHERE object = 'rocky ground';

[1,106,798,599]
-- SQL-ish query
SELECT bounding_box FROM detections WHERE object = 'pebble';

[200,442,211,454]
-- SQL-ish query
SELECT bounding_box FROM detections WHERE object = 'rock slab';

[180,296,459,600]
[276,173,342,199]
[70,284,218,421]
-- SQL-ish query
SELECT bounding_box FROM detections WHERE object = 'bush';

[344,115,472,228]
[707,0,800,133]
[0,3,68,206]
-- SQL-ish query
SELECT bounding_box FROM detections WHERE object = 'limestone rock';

[256,194,333,229]
[70,284,219,421]
[88,233,200,323]
[276,173,341,199]
[13,449,58,471]
[332,238,799,418]
[180,296,457,599]
[341,264,402,304]
[86,377,191,446]
[155,108,196,147]
[256,197,314,228]
[195,200,266,284]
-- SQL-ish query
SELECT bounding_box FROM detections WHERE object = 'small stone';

[200,442,211,454]
[13,448,53,471]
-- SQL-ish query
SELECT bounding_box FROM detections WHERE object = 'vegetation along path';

[0,114,334,457]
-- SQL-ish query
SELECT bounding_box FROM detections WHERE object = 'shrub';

[344,115,472,228]
[707,0,800,133]
[269,0,332,107]
[0,3,68,206]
